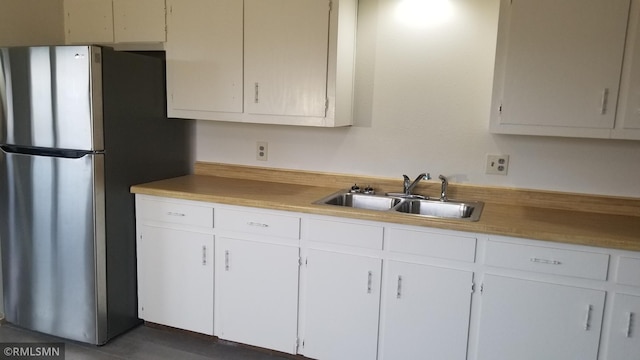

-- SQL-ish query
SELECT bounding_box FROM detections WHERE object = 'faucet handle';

[402,175,411,192]
[438,175,448,201]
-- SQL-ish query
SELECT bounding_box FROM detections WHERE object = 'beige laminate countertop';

[131,174,640,252]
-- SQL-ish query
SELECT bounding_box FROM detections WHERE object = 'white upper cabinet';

[64,0,166,44]
[244,0,329,118]
[613,0,640,140]
[112,0,166,43]
[490,0,631,139]
[165,0,357,127]
[165,0,243,115]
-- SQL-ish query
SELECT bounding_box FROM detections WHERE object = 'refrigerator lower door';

[0,149,106,344]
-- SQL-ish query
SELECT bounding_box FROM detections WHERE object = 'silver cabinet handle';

[247,221,269,228]
[626,312,634,338]
[584,305,593,331]
[367,271,373,294]
[166,211,185,217]
[530,257,561,265]
[396,275,403,299]
[202,245,207,266]
[225,250,230,271]
[600,88,609,115]
[254,82,260,103]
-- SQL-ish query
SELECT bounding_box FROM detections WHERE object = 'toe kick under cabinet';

[134,194,640,360]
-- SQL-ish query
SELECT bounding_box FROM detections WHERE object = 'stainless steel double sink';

[314,191,484,221]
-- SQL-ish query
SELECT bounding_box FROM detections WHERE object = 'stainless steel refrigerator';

[0,46,192,344]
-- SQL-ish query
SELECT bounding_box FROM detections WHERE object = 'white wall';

[0,0,64,46]
[195,0,640,198]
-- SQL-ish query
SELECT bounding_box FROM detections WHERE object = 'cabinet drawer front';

[216,208,300,239]
[305,219,383,249]
[616,257,640,287]
[387,228,476,262]
[137,198,213,227]
[485,240,609,280]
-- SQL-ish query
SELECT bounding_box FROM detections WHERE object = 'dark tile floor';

[0,323,294,360]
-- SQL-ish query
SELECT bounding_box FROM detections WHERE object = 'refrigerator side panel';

[99,49,192,341]
[0,150,101,344]
[0,46,103,151]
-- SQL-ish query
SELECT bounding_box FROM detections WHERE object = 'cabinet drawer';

[484,240,609,280]
[305,219,383,249]
[216,208,300,239]
[137,198,213,227]
[616,257,640,287]
[386,228,476,262]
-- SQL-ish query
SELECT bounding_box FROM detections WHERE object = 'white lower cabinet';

[134,195,640,360]
[379,261,473,360]
[476,274,605,360]
[137,225,214,335]
[301,249,382,360]
[214,236,299,354]
[605,293,640,359]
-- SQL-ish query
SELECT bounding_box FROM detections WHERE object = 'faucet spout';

[439,174,448,201]
[404,173,431,195]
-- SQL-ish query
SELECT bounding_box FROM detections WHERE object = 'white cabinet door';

[137,225,214,335]
[490,0,630,138]
[476,274,605,360]
[165,0,243,117]
[64,0,114,44]
[302,249,381,360]
[244,0,329,118]
[613,0,640,140]
[65,0,166,44]
[215,237,299,354]
[379,261,473,360]
[605,293,640,359]
[113,0,166,43]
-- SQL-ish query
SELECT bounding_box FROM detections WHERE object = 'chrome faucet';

[439,175,448,201]
[403,173,431,196]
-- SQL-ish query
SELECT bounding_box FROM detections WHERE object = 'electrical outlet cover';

[486,155,509,175]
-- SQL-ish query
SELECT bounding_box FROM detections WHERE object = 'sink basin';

[394,199,484,221]
[314,191,404,211]
[314,190,484,221]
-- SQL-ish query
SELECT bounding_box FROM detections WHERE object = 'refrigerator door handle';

[0,145,95,159]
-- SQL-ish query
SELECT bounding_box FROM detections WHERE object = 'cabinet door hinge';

[499,103,503,114]
[329,0,333,12]
[471,282,475,294]
[480,283,484,295]
[325,98,329,114]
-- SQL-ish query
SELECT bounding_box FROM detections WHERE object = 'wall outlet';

[256,141,268,161]
[486,154,509,175]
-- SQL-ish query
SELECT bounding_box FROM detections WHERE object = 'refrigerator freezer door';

[0,149,107,344]
[0,46,103,151]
